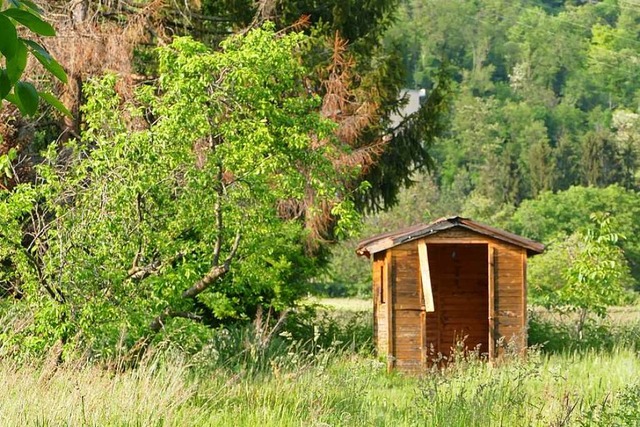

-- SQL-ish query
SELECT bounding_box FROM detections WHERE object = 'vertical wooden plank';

[418,241,435,312]
[420,311,427,368]
[372,260,378,354]
[385,250,394,372]
[488,245,496,360]
[436,262,441,356]
[522,248,528,351]
[373,254,385,356]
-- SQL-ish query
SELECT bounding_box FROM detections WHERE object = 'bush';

[510,185,640,288]
[528,310,640,353]
[153,304,374,377]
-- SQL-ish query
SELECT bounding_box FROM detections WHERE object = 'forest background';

[1,0,639,363]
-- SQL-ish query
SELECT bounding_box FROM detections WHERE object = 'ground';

[1,300,639,426]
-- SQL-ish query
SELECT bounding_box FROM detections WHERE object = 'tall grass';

[1,346,640,426]
[2,304,640,426]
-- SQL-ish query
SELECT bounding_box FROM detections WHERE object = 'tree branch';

[181,230,241,299]
[127,258,161,280]
[131,192,144,272]
[127,250,188,281]
[212,163,224,266]
[149,308,204,333]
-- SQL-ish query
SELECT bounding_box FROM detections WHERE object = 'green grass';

[531,304,640,325]
[314,297,372,312]
[2,301,640,426]
[1,348,640,426]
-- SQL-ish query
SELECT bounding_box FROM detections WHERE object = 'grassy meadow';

[1,301,640,426]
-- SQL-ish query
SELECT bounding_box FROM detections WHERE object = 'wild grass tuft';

[529,309,640,353]
[2,304,640,426]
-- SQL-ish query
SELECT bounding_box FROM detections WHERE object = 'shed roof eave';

[355,216,545,257]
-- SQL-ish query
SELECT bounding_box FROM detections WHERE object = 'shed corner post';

[488,244,496,360]
[521,248,528,356]
[385,250,394,372]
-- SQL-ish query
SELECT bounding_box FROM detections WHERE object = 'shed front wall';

[425,244,489,360]
[372,252,388,357]
[373,227,527,371]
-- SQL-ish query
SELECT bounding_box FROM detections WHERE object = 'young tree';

[561,214,631,336]
[0,26,361,360]
[528,214,633,337]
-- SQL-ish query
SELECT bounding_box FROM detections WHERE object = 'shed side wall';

[390,245,423,372]
[493,244,527,354]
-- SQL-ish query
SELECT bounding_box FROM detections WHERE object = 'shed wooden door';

[422,244,489,363]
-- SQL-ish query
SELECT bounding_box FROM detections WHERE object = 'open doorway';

[423,244,489,361]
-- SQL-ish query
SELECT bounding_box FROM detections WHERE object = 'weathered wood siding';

[372,226,528,371]
[389,245,422,371]
[421,228,526,356]
[492,243,527,354]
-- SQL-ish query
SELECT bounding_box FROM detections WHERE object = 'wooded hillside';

[325,0,640,298]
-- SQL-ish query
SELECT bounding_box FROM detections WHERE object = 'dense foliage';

[510,185,640,285]
[0,27,365,360]
[385,0,640,217]
[323,0,640,299]
[0,0,457,360]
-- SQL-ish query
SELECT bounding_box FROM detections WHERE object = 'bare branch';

[131,192,144,271]
[127,252,186,281]
[180,262,227,299]
[127,259,161,281]
[224,229,242,267]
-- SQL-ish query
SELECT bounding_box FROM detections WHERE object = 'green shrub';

[528,310,640,353]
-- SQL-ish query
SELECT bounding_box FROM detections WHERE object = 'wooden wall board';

[371,225,532,371]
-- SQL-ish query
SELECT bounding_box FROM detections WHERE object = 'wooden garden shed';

[356,216,544,372]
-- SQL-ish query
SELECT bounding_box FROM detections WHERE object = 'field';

[1,302,640,426]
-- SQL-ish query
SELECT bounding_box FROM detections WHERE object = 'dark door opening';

[423,244,489,361]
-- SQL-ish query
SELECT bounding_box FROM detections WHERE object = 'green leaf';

[4,92,25,114]
[2,8,55,36]
[16,81,39,115]
[0,14,19,60]
[23,40,68,83]
[16,0,43,16]
[40,92,72,117]
[23,39,51,60]
[0,69,12,99]
[6,40,27,84]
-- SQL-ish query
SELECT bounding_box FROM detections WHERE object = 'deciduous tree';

[0,26,361,360]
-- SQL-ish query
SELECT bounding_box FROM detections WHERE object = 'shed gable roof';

[356,216,545,257]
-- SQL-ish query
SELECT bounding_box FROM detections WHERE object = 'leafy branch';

[0,0,69,116]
